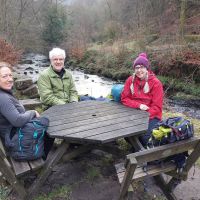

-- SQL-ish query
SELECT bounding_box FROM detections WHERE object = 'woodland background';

[0,0,200,97]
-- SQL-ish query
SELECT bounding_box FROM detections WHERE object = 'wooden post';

[119,157,137,200]
[154,175,177,200]
[28,141,69,199]
[0,150,27,199]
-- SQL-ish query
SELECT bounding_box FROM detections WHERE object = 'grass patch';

[116,138,131,152]
[101,154,114,166]
[86,166,101,183]
[34,185,72,200]
[0,184,10,200]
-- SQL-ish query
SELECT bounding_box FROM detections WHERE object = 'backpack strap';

[18,128,24,153]
[5,131,14,148]
[34,129,45,156]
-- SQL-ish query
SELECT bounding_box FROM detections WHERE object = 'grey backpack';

[5,117,49,161]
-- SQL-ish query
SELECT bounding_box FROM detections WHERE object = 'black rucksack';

[148,116,194,146]
[5,117,49,161]
[147,117,194,170]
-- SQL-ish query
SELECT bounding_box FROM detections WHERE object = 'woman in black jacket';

[0,62,40,139]
[0,62,53,158]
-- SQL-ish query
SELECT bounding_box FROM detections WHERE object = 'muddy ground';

[8,148,200,200]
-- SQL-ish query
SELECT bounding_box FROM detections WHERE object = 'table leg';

[126,136,145,152]
[28,141,69,199]
[62,144,94,162]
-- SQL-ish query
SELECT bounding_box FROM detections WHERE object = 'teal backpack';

[5,117,49,161]
[111,84,124,102]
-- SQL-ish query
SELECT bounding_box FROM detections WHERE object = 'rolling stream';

[15,53,200,119]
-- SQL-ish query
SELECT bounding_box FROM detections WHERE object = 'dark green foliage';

[159,76,200,97]
[69,48,200,97]
[184,35,200,43]
[42,5,68,46]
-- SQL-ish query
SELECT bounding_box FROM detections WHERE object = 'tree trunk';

[179,0,187,42]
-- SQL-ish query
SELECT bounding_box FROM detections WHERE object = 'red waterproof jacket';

[121,71,163,120]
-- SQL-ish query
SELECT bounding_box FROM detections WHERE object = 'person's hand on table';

[139,104,149,111]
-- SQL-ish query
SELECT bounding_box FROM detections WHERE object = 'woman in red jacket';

[121,53,163,147]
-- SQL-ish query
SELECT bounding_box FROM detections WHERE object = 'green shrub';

[145,34,159,44]
[159,75,200,97]
[184,35,200,42]
[101,69,113,79]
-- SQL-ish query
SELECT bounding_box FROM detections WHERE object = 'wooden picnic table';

[41,101,200,200]
[43,100,149,145]
[26,100,148,199]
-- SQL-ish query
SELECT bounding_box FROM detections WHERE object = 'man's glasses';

[52,58,64,62]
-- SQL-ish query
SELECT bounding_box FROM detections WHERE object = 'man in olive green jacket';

[37,48,78,109]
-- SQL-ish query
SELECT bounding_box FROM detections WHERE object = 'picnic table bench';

[0,138,45,199]
[115,136,200,200]
[0,100,149,200]
[2,99,199,200]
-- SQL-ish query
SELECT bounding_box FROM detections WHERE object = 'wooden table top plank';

[48,112,147,134]
[45,101,149,144]
[43,103,118,118]
[48,106,146,126]
[43,101,144,117]
[49,124,147,144]
[85,124,148,143]
[43,101,117,116]
[48,108,132,127]
[44,103,136,121]
[48,109,145,129]
[43,100,107,113]
[48,117,148,139]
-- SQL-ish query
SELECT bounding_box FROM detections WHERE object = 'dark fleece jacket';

[0,89,36,139]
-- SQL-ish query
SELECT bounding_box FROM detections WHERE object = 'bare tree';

[179,0,187,41]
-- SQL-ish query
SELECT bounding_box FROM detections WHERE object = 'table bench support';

[115,137,200,200]
[154,174,177,200]
[0,152,27,199]
[119,157,137,200]
[28,141,69,199]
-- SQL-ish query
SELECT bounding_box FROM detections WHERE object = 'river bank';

[2,52,199,200]
[14,53,200,120]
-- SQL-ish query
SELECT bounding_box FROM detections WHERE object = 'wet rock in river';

[25,66,34,71]
[19,98,42,110]
[84,74,89,79]
[21,84,39,98]
[19,59,33,64]
[15,78,33,90]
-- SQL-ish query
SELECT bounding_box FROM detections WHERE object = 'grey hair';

[0,62,12,69]
[49,48,66,59]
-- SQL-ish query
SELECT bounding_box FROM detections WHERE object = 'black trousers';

[139,117,160,147]
[44,133,55,158]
